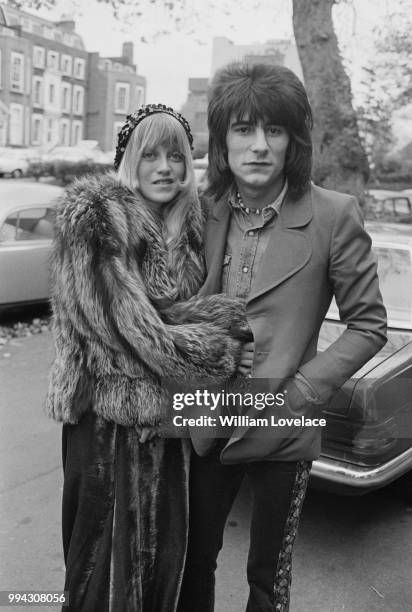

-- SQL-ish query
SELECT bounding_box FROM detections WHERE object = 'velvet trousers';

[177,441,311,612]
[61,410,191,612]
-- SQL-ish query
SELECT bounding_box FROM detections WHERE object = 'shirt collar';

[228,179,288,217]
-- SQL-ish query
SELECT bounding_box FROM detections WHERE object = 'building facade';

[87,43,146,152]
[180,78,208,156]
[0,4,146,151]
[211,36,303,81]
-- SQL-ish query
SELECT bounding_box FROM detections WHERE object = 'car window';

[382,199,394,214]
[0,212,19,241]
[327,244,412,329]
[393,197,411,216]
[0,208,55,242]
[374,246,412,326]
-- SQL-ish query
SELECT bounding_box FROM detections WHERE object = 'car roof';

[366,221,412,246]
[0,182,63,209]
[367,189,407,200]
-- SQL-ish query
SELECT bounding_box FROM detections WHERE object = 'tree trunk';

[292,0,369,202]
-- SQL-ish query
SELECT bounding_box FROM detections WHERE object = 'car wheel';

[11,169,23,178]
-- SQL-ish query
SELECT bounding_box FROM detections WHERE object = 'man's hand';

[237,341,254,376]
[135,425,159,443]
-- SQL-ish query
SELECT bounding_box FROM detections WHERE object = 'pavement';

[1,331,412,611]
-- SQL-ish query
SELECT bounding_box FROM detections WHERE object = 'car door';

[0,207,55,305]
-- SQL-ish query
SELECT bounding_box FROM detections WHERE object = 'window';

[31,114,43,145]
[43,25,54,40]
[135,86,144,107]
[0,212,18,242]
[47,50,59,70]
[32,23,43,36]
[33,47,45,69]
[74,58,85,79]
[9,103,24,145]
[10,52,24,92]
[61,54,72,76]
[71,120,82,145]
[115,82,130,113]
[60,119,70,145]
[46,118,57,144]
[0,49,2,89]
[22,18,32,32]
[32,77,43,106]
[48,83,55,104]
[61,83,72,113]
[73,85,84,115]
[0,208,54,242]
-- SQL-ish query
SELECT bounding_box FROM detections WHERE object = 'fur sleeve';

[52,174,246,381]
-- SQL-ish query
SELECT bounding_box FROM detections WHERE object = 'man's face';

[225,114,290,194]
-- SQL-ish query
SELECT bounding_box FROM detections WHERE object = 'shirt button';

[242,266,249,273]
[248,230,255,236]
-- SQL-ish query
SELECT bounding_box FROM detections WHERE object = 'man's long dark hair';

[207,62,313,201]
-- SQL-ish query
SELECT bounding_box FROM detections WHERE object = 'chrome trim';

[312,447,412,489]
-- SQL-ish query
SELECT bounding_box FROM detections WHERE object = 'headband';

[114,103,194,170]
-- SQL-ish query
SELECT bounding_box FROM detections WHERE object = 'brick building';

[0,4,146,151]
[87,43,146,152]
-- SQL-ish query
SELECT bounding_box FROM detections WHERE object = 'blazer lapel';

[198,195,231,296]
[248,188,313,303]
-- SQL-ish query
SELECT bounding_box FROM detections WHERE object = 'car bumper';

[311,446,412,494]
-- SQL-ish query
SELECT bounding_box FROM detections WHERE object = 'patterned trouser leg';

[273,460,312,612]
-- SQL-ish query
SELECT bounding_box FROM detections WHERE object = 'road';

[0,331,411,611]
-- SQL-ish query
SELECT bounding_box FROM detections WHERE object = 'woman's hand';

[135,425,160,443]
[237,341,254,376]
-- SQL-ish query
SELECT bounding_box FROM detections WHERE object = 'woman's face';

[137,144,185,210]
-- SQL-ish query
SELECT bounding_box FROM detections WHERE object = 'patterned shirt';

[221,180,288,298]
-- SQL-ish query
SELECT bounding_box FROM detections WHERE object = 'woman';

[46,104,248,611]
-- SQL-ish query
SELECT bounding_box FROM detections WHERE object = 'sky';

[20,0,412,129]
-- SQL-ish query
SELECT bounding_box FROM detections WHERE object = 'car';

[0,181,63,309]
[0,148,35,178]
[365,189,412,223]
[312,221,412,498]
[41,141,109,165]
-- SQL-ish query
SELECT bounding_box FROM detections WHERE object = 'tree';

[356,6,412,175]
[292,0,369,200]
[9,0,370,199]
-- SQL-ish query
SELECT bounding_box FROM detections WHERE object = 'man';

[177,63,387,612]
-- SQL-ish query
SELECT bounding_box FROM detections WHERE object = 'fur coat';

[46,173,248,612]
[46,172,248,428]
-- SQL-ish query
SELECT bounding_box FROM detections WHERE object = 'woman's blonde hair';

[117,113,198,246]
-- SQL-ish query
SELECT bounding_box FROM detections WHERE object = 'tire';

[11,169,23,178]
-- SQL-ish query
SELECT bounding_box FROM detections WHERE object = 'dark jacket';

[197,184,387,462]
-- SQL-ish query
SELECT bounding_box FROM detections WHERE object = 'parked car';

[312,221,412,498]
[0,148,35,178]
[0,181,63,309]
[41,141,108,164]
[365,189,412,223]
